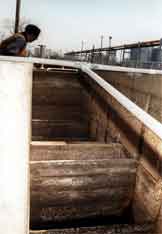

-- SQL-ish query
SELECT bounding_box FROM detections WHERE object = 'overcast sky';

[0,0,162,52]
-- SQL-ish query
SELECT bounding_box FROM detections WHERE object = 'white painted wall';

[0,61,33,234]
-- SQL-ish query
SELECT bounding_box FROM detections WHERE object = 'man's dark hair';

[25,24,41,38]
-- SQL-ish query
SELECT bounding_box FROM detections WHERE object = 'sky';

[0,0,162,52]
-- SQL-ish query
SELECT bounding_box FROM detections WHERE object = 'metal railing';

[64,55,162,70]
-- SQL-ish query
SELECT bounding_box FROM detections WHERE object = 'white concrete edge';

[30,158,129,164]
[0,56,80,68]
[89,63,162,75]
[0,61,33,234]
[80,64,162,141]
[0,56,162,75]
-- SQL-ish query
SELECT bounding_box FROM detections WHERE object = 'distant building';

[107,50,116,64]
[46,49,52,58]
[34,47,40,57]
[39,45,46,58]
[130,47,152,63]
[151,47,161,62]
[141,48,152,63]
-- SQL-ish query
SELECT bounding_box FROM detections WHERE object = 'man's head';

[25,24,41,42]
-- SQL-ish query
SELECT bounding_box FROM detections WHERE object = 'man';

[0,24,41,56]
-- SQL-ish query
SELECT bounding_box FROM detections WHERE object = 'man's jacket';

[0,33,27,56]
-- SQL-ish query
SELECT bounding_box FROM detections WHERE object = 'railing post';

[0,61,33,234]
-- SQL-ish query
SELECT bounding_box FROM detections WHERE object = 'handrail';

[0,56,80,68]
[89,63,162,75]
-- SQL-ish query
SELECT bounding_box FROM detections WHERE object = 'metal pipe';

[81,40,84,60]
[100,35,104,49]
[109,36,112,48]
[81,40,84,52]
[15,0,21,33]
[100,35,104,63]
[0,60,33,234]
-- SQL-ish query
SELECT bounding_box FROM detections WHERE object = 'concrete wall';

[31,67,162,232]
[80,70,162,233]
[0,61,33,234]
[95,70,162,123]
[32,70,89,141]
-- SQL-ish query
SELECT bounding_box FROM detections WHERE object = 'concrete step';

[30,224,153,234]
[32,120,89,141]
[30,142,128,161]
[30,142,137,226]
[32,136,90,142]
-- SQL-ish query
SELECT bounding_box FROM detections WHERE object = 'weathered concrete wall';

[81,73,143,156]
[32,70,89,141]
[30,224,154,234]
[0,61,33,234]
[31,68,162,232]
[80,70,162,233]
[95,70,162,122]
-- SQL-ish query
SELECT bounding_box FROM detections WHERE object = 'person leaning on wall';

[0,24,41,56]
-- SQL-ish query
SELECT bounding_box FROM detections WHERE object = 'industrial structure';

[65,39,162,69]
